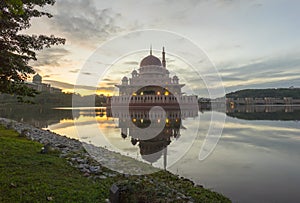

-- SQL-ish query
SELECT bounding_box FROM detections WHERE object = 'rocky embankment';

[1,117,217,202]
[0,118,158,177]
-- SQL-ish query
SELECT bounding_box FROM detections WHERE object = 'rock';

[83,172,90,177]
[76,158,85,164]
[104,172,116,177]
[70,158,77,162]
[195,184,203,188]
[20,129,29,137]
[40,143,51,154]
[56,144,67,148]
[10,183,17,188]
[77,164,85,169]
[89,166,101,173]
[109,184,120,203]
[80,167,90,173]
[99,175,107,179]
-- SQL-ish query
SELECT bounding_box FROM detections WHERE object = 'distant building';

[226,97,300,106]
[33,73,42,84]
[26,74,62,93]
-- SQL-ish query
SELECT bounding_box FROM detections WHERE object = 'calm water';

[1,104,300,203]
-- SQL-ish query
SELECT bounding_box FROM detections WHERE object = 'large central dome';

[140,54,162,67]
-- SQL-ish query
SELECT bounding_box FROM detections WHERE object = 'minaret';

[162,47,166,68]
[163,146,167,170]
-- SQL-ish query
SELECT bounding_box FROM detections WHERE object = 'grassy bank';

[0,125,114,202]
[0,125,230,202]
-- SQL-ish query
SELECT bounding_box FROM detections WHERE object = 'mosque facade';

[107,47,198,108]
[105,47,199,168]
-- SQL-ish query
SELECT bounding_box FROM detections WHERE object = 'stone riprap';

[1,118,226,202]
[0,118,157,177]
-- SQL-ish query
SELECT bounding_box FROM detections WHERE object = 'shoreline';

[0,117,231,202]
[0,117,158,176]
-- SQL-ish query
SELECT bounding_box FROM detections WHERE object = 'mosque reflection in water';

[104,47,199,166]
[106,107,198,168]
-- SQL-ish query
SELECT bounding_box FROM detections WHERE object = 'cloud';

[123,61,139,65]
[44,80,75,89]
[219,54,300,92]
[102,78,113,82]
[52,0,124,46]
[69,69,80,73]
[34,68,41,72]
[82,72,92,75]
[97,87,115,91]
[26,0,299,97]
[105,82,118,86]
[44,79,115,92]
[32,47,70,67]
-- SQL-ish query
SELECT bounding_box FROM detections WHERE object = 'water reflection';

[0,104,79,128]
[226,105,300,120]
[106,107,198,168]
[1,104,300,202]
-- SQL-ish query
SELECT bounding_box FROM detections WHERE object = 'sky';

[26,0,300,96]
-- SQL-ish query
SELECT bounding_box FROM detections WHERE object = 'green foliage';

[0,0,65,97]
[115,171,230,203]
[3,0,24,15]
[227,88,300,99]
[148,171,231,203]
[0,92,108,107]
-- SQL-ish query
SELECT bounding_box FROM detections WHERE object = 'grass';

[116,173,231,203]
[0,125,114,202]
[0,125,231,203]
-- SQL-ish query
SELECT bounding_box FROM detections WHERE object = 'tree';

[0,0,65,99]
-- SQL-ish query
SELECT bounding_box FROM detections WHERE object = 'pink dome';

[140,55,162,67]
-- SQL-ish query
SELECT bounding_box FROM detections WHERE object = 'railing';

[109,95,198,104]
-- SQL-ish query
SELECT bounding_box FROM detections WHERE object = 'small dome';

[173,75,178,80]
[33,73,42,83]
[33,73,42,79]
[122,76,128,81]
[140,55,162,67]
[132,70,137,74]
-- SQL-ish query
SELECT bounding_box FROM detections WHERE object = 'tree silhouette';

[0,0,65,99]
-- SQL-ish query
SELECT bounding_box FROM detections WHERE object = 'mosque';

[106,47,199,168]
[107,47,198,108]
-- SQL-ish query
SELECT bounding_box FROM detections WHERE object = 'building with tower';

[26,73,62,93]
[106,47,199,168]
[107,47,198,108]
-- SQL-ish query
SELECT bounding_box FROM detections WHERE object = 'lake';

[1,104,300,203]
